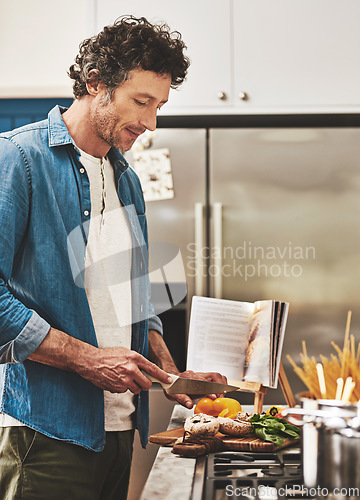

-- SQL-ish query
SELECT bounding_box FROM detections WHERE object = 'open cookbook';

[186,296,289,389]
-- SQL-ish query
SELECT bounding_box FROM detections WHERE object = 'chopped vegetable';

[266,405,284,417]
[250,413,300,447]
[194,397,241,418]
[194,398,218,416]
[212,398,242,418]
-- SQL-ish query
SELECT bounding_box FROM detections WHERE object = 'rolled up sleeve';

[9,310,50,363]
[148,313,163,336]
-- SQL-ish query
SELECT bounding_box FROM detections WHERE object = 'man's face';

[89,69,171,152]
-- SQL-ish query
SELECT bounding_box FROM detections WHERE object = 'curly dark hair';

[68,15,190,99]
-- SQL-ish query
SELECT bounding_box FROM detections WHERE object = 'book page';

[272,302,289,387]
[186,296,254,381]
[270,302,281,386]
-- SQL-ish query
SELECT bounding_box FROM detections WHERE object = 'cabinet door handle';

[238,91,248,101]
[194,202,205,296]
[217,91,227,101]
[213,202,223,299]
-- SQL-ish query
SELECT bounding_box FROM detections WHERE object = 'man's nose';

[140,107,157,132]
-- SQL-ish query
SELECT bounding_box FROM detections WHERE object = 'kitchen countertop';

[140,405,196,500]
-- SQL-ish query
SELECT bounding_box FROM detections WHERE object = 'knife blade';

[144,372,239,395]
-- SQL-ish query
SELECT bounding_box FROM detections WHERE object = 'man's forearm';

[148,329,179,375]
[28,327,98,375]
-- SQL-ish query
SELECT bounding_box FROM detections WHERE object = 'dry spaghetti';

[287,311,359,403]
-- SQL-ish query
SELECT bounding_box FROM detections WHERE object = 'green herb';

[250,414,300,447]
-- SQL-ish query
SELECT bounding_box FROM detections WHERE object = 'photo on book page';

[243,301,272,385]
[186,296,289,388]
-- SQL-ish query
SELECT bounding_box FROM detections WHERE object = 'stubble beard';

[89,95,133,153]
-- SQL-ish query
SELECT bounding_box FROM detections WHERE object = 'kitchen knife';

[144,372,239,395]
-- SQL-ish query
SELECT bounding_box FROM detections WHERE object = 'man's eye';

[135,99,146,106]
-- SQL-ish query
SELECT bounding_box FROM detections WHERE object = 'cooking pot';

[282,395,360,490]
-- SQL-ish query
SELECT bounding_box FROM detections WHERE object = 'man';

[0,16,227,500]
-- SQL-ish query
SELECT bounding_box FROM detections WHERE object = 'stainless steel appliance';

[193,449,304,500]
[127,120,360,400]
[284,398,360,491]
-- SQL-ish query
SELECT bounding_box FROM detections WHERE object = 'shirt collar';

[107,147,129,173]
[48,105,76,148]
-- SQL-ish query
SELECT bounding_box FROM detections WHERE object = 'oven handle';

[194,202,205,296]
[213,202,223,299]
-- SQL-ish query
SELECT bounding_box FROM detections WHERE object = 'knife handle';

[142,371,179,392]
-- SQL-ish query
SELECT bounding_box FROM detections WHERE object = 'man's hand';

[147,330,229,409]
[164,370,228,409]
[79,346,173,394]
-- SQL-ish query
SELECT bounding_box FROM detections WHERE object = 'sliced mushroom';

[233,411,252,422]
[218,416,253,437]
[184,413,220,437]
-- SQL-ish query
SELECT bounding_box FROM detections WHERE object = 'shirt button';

[79,167,85,174]
[84,210,89,216]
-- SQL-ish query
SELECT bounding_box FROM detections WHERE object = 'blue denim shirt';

[0,105,162,451]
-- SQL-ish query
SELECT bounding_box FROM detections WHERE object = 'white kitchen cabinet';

[0,0,95,98]
[96,0,360,114]
[95,0,232,112]
[232,0,360,112]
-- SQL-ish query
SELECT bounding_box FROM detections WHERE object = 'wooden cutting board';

[149,427,298,457]
[149,427,186,446]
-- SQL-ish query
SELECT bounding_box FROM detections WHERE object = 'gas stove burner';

[263,467,285,477]
[214,453,259,463]
[198,448,306,500]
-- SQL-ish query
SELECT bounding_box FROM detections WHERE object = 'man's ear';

[86,69,103,95]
